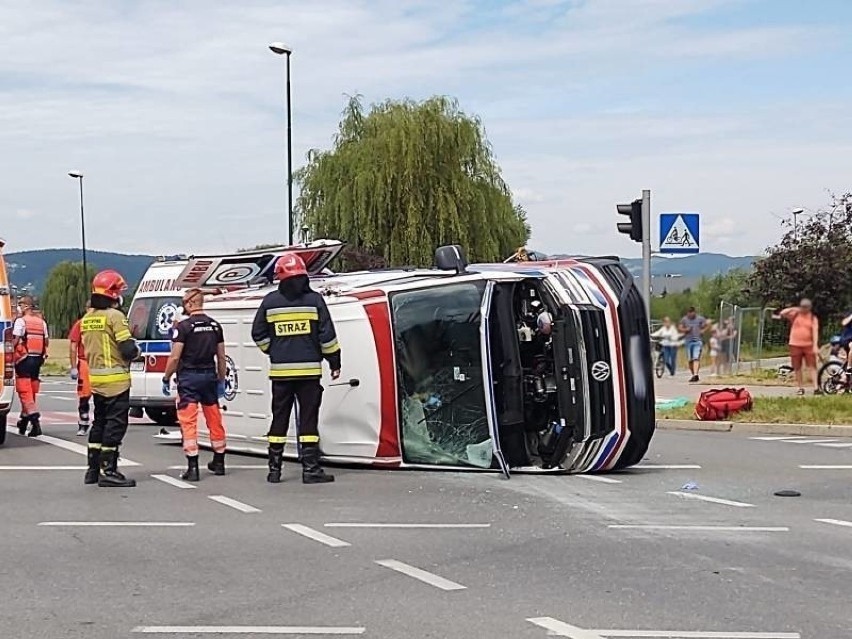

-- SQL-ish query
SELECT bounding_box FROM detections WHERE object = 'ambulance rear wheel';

[0,413,6,446]
[145,407,177,426]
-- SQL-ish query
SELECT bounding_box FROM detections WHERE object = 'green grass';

[41,338,71,376]
[696,368,795,387]
[659,394,852,425]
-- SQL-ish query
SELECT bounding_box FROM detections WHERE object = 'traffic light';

[616,198,643,243]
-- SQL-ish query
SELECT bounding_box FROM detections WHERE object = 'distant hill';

[5,247,757,296]
[6,249,155,294]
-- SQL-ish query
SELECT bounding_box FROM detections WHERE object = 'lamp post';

[68,170,88,306]
[269,41,294,245]
[791,207,804,242]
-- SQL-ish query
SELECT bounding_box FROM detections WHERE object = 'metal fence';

[713,303,792,374]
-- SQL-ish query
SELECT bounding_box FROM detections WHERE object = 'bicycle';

[652,340,665,379]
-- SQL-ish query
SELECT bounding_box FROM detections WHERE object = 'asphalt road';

[1,380,851,638]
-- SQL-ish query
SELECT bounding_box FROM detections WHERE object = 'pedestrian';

[679,306,708,382]
[709,324,720,377]
[779,298,821,396]
[650,316,680,376]
[80,270,140,487]
[12,295,49,437]
[251,253,341,484]
[68,304,93,436]
[161,288,228,482]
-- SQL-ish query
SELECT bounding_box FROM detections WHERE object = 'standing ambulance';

[0,238,15,445]
[127,240,344,426]
[127,254,189,425]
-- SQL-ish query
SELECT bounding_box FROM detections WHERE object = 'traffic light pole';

[641,189,651,323]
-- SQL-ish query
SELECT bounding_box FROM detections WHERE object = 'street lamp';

[269,41,294,245]
[792,207,804,241]
[68,170,88,306]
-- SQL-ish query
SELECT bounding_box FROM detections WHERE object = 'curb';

[657,419,852,437]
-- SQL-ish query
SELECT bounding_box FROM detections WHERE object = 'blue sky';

[1,0,850,259]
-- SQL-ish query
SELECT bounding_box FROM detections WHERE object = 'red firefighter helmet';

[91,269,128,301]
[274,253,308,281]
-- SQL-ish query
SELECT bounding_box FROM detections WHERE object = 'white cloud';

[0,0,848,260]
[15,209,36,219]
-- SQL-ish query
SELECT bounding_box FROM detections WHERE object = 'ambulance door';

[480,281,510,478]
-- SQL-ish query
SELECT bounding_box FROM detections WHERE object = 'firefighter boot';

[207,452,226,476]
[180,455,200,482]
[84,448,100,485]
[301,446,334,484]
[98,449,137,488]
[27,413,42,438]
[16,415,29,435]
[267,447,283,484]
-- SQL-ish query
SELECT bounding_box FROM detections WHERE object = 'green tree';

[40,261,97,338]
[651,269,758,321]
[295,95,530,268]
[749,192,852,322]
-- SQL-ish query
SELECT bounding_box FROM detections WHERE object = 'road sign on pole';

[659,213,699,254]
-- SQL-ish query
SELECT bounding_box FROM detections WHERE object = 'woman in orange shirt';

[780,298,822,396]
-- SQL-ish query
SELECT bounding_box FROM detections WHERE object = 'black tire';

[145,407,178,426]
[818,361,844,395]
[654,355,665,379]
[0,413,6,446]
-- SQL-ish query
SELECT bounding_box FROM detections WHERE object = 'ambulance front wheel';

[145,407,177,427]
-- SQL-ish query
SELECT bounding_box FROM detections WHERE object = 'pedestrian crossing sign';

[659,213,700,254]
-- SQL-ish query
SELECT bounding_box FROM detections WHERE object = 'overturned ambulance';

[156,240,655,476]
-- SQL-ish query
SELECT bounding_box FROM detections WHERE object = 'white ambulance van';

[127,241,344,425]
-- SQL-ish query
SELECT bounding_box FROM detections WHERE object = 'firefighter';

[80,270,139,488]
[162,288,228,482]
[251,253,341,484]
[12,295,49,437]
[68,304,93,436]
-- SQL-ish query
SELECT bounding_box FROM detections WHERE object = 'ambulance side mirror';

[435,245,468,274]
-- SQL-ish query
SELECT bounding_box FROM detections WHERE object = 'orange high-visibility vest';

[14,315,47,364]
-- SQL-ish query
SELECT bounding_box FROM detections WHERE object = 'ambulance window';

[391,281,494,469]
[128,297,182,340]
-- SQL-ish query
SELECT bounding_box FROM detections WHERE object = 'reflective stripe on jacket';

[251,288,341,380]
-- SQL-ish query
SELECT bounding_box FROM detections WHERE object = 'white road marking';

[527,618,604,638]
[814,442,852,448]
[282,524,351,548]
[47,395,77,401]
[783,439,838,444]
[635,464,702,470]
[324,523,491,529]
[151,474,197,490]
[0,465,87,470]
[577,475,623,484]
[608,525,789,532]
[38,522,194,527]
[374,559,466,591]
[132,626,365,635]
[208,495,261,513]
[592,632,800,638]
[799,465,852,469]
[749,436,807,441]
[7,431,141,467]
[815,518,852,529]
[667,491,755,508]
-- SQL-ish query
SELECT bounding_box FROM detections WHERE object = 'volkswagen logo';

[591,360,611,382]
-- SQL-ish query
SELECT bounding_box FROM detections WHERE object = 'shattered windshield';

[391,281,494,469]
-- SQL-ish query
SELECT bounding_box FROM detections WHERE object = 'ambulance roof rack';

[155,254,188,262]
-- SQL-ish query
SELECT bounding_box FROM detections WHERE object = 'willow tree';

[40,261,97,337]
[295,95,530,268]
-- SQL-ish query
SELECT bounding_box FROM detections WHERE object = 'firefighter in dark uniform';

[162,288,228,482]
[251,253,341,484]
[81,270,139,488]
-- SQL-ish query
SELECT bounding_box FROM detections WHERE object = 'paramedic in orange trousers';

[251,253,340,484]
[162,288,228,482]
[68,304,93,436]
[13,295,49,437]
